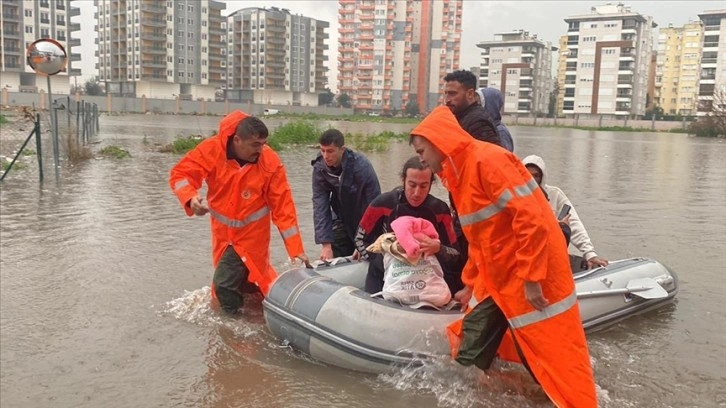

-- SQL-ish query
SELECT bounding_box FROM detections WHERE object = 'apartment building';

[562,3,656,118]
[95,0,226,100]
[555,34,568,115]
[0,0,81,94]
[654,22,703,116]
[697,9,726,116]
[477,30,555,115]
[337,0,462,114]
[225,7,329,106]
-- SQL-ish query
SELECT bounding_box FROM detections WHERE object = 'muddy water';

[1,114,724,408]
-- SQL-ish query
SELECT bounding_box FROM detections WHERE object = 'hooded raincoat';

[169,110,305,295]
[411,106,596,408]
[521,155,599,261]
[478,87,514,152]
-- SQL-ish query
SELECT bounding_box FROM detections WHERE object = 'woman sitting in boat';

[354,156,464,295]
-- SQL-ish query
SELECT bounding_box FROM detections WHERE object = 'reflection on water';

[1,114,725,407]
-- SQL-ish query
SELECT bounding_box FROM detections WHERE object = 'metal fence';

[0,100,100,183]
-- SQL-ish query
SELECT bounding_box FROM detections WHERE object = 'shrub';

[99,145,131,159]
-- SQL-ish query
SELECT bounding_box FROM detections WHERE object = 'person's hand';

[587,256,609,269]
[559,213,571,225]
[453,286,473,312]
[319,243,334,261]
[417,236,441,257]
[292,253,312,269]
[524,281,549,311]
[351,249,361,261]
[189,196,209,216]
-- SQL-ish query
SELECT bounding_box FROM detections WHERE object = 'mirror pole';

[47,75,59,176]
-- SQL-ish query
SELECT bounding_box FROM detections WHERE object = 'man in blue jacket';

[312,129,381,260]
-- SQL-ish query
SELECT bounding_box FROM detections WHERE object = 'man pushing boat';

[409,106,597,407]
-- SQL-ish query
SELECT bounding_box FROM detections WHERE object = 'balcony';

[140,32,165,41]
[360,13,374,21]
[70,23,81,31]
[360,3,375,10]
[142,47,166,55]
[142,60,166,68]
[70,7,80,17]
[140,3,165,13]
[141,18,166,28]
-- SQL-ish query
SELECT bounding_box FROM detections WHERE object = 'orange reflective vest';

[412,106,596,408]
[169,110,305,295]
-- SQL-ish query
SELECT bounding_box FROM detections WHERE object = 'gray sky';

[75,0,722,91]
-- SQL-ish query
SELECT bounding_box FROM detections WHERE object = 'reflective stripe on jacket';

[411,106,596,408]
[169,110,304,295]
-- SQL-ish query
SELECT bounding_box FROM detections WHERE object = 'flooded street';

[1,114,724,407]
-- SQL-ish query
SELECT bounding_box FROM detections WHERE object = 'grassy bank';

[272,112,420,124]
[159,120,408,154]
[510,122,690,134]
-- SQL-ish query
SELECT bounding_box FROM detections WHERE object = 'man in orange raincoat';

[169,111,309,314]
[409,106,596,408]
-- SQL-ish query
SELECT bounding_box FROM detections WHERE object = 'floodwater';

[1,114,724,408]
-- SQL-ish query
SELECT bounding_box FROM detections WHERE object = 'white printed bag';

[380,253,452,308]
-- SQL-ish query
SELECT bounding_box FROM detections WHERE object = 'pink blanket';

[390,216,439,260]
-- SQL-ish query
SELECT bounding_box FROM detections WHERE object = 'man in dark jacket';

[312,129,381,260]
[444,70,504,261]
[355,156,464,295]
[443,70,501,147]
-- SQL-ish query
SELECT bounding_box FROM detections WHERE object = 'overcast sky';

[75,0,722,91]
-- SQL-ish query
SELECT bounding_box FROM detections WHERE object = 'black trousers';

[212,246,259,314]
[456,297,537,381]
[331,220,356,258]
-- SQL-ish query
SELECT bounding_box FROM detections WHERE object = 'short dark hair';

[319,129,345,147]
[443,70,477,90]
[401,156,435,182]
[236,116,269,139]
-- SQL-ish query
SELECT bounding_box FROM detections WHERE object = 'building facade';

[562,3,656,118]
[555,34,568,116]
[477,30,555,115]
[697,9,726,116]
[94,0,226,100]
[225,7,329,107]
[654,22,703,116]
[0,0,81,94]
[337,0,462,114]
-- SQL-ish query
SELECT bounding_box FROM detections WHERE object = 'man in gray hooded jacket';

[522,154,609,269]
[476,87,514,152]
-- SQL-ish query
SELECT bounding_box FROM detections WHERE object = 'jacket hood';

[217,110,250,149]
[522,154,547,186]
[480,88,504,123]
[410,106,473,158]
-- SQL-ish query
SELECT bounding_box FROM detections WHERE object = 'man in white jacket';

[522,155,609,269]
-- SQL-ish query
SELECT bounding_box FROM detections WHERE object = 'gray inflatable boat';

[262,257,678,374]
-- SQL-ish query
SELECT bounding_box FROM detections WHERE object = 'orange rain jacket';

[411,106,596,408]
[169,110,305,295]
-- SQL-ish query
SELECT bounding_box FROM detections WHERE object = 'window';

[178,31,183,37]
[188,33,194,39]
[178,58,185,63]
[178,71,184,77]
[25,26,33,33]
[24,9,32,17]
[41,28,49,37]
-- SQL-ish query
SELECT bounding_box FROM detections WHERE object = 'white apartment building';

[697,9,726,116]
[95,0,226,100]
[338,0,462,114]
[225,7,329,107]
[0,0,81,94]
[563,3,656,118]
[477,30,555,115]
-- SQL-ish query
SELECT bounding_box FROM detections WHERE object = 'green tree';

[405,100,419,117]
[84,77,103,96]
[318,88,335,106]
[337,93,352,108]
[548,80,559,118]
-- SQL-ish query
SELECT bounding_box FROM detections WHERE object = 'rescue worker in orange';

[409,106,596,408]
[169,111,309,315]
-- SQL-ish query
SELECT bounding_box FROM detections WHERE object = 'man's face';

[403,168,433,208]
[411,136,445,173]
[320,144,345,168]
[444,81,475,114]
[233,134,267,163]
[526,164,543,186]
